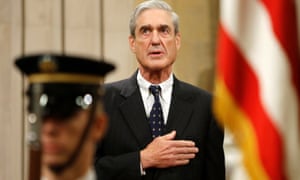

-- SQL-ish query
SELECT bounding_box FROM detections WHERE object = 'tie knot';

[149,85,161,97]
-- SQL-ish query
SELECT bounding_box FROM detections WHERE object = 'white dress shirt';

[137,70,174,175]
[137,70,173,124]
[41,167,96,180]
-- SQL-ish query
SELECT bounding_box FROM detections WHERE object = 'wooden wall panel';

[0,0,135,179]
[174,0,219,91]
[64,0,100,56]
[103,0,137,82]
[25,0,62,53]
[0,0,23,179]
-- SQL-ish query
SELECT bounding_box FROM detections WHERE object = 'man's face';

[129,9,181,73]
[41,110,90,167]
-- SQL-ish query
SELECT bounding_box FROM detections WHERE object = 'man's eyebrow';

[159,24,169,28]
[158,24,171,30]
[139,24,170,29]
[139,24,152,30]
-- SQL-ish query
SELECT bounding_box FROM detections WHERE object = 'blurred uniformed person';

[15,54,114,180]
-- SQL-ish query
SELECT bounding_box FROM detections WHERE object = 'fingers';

[171,146,199,154]
[164,145,199,162]
[173,159,190,166]
[167,153,196,166]
[175,152,197,160]
[156,147,198,168]
[155,131,199,156]
[159,132,196,148]
[141,130,199,169]
[168,140,196,147]
[159,131,195,147]
[161,130,176,140]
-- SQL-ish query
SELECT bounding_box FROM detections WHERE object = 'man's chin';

[43,156,67,168]
[43,159,69,174]
[47,164,66,174]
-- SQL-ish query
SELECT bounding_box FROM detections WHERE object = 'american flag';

[213,0,300,179]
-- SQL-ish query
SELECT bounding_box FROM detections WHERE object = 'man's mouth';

[43,143,63,154]
[148,51,164,57]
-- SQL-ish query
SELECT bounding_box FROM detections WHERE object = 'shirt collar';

[78,168,96,180]
[137,70,173,101]
[41,167,96,180]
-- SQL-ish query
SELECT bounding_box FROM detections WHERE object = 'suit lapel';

[118,73,152,146]
[165,78,194,137]
[117,74,194,144]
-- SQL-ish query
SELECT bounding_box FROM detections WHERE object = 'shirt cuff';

[140,162,146,175]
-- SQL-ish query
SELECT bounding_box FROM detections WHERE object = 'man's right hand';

[140,130,199,169]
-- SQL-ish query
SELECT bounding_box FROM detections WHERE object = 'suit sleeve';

[205,114,226,179]
[94,83,143,179]
[94,149,142,179]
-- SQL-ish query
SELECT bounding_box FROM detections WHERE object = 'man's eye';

[141,28,151,34]
[162,28,169,33]
[160,27,170,35]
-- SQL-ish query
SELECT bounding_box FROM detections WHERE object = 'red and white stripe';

[214,0,300,180]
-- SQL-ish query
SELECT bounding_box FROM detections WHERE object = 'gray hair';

[129,0,179,37]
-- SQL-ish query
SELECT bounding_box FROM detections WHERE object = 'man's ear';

[129,35,136,53]
[92,113,108,142]
[175,33,181,50]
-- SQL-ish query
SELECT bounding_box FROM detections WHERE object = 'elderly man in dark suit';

[95,0,225,179]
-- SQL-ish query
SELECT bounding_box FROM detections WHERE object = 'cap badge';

[39,55,58,73]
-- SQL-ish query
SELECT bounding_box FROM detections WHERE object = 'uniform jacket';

[95,72,225,180]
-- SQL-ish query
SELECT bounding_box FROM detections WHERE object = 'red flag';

[213,1,300,180]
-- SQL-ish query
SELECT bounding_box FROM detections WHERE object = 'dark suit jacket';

[95,72,225,180]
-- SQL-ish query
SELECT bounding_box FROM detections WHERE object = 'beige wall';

[0,0,23,179]
[1,0,135,179]
[1,0,300,179]
[1,1,219,179]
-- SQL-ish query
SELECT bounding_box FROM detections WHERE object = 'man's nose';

[42,118,60,135]
[151,31,161,45]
